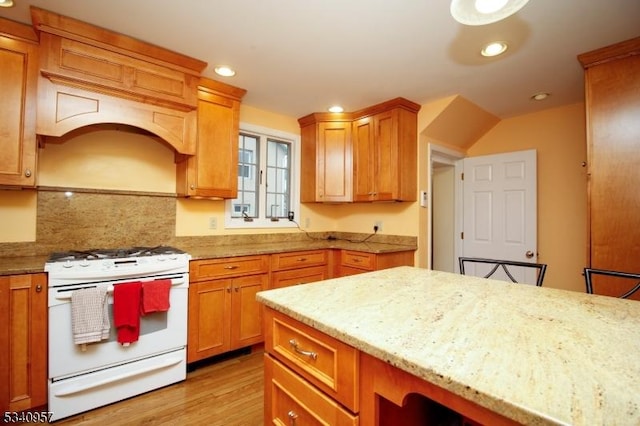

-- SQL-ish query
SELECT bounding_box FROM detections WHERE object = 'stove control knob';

[62,260,73,269]
[80,260,90,267]
[157,255,167,262]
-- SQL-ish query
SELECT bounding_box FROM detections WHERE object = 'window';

[225,123,300,228]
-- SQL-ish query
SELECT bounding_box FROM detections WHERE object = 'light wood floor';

[55,349,264,425]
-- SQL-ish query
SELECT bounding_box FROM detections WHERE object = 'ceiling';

[1,1,639,119]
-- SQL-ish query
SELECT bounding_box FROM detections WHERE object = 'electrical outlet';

[374,221,383,232]
[288,211,295,221]
[208,217,217,230]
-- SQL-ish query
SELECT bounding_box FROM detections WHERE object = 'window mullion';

[259,135,268,219]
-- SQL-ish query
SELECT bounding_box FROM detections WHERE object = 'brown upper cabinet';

[299,97,420,203]
[32,7,207,155]
[578,36,640,275]
[0,19,39,187]
[176,77,247,198]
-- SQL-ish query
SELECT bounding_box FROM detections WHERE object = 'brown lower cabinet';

[270,250,329,289]
[0,273,47,413]
[187,255,269,363]
[187,248,415,363]
[338,249,414,276]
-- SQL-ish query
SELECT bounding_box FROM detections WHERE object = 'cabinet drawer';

[190,255,268,282]
[271,250,327,271]
[341,250,375,270]
[265,355,358,425]
[264,308,359,412]
[271,266,328,289]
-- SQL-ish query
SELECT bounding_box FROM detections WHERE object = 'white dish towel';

[71,286,110,345]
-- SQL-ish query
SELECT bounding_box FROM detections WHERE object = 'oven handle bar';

[54,277,186,301]
[52,354,184,397]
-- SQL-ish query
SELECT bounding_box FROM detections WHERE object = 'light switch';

[420,190,428,208]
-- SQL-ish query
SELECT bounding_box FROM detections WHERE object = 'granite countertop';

[0,238,416,275]
[256,266,640,425]
[183,238,415,261]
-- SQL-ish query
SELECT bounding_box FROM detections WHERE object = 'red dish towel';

[113,281,142,345]
[141,279,172,315]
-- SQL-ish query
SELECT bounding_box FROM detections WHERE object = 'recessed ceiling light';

[481,41,508,57]
[328,106,344,113]
[450,0,530,26]
[531,92,550,101]
[0,0,14,7]
[214,66,236,77]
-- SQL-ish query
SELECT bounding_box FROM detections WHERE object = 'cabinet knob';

[190,184,195,190]
[287,410,298,425]
[35,284,42,293]
[24,168,32,178]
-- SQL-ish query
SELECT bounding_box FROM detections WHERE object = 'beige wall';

[0,99,589,293]
[466,103,588,291]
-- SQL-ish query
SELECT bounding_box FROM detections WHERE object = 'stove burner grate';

[47,245,185,263]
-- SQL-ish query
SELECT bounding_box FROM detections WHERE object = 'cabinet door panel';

[0,273,47,412]
[317,122,352,202]
[187,279,231,362]
[374,109,399,200]
[231,274,268,348]
[587,54,640,272]
[0,35,38,187]
[353,116,375,201]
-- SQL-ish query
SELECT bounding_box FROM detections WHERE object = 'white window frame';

[224,122,300,229]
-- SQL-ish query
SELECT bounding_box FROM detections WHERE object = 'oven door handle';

[52,354,184,397]
[54,277,186,301]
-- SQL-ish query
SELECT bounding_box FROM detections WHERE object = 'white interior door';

[461,149,538,284]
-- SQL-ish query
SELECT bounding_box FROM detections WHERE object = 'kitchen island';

[257,266,640,425]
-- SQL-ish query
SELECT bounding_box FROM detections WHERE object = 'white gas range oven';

[44,246,190,421]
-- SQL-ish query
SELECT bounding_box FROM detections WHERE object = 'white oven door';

[49,278,188,380]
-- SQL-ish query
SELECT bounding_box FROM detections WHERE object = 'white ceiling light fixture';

[451,0,530,26]
[481,41,508,57]
[0,0,14,7]
[531,92,550,101]
[214,66,236,77]
[328,105,344,113]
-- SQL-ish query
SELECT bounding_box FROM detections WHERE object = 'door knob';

[525,250,534,258]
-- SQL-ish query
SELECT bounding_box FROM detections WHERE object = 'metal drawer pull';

[224,265,239,270]
[287,410,298,426]
[288,339,317,360]
[297,257,307,262]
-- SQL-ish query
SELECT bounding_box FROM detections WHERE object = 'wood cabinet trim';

[578,36,640,69]
[0,18,39,44]
[30,7,207,74]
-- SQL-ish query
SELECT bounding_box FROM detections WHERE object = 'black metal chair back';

[584,268,640,299]
[459,257,547,287]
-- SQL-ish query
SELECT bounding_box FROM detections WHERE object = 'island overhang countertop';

[256,266,640,425]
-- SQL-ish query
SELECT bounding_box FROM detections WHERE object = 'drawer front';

[265,355,358,425]
[341,250,375,270]
[265,308,359,412]
[190,255,268,281]
[271,266,328,289]
[271,250,327,271]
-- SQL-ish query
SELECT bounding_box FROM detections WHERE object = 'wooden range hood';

[31,7,207,154]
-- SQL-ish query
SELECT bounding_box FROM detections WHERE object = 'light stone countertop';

[256,266,640,426]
